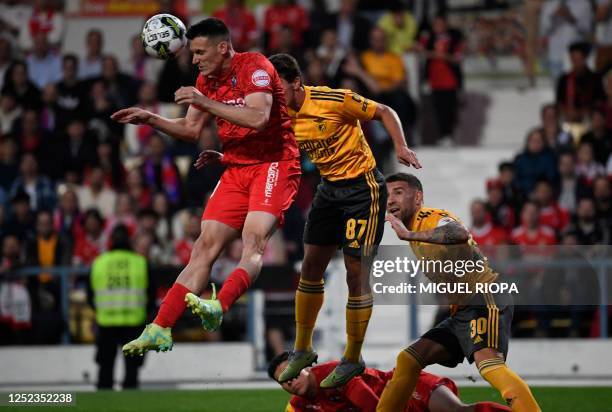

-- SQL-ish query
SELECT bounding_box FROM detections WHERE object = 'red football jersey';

[539,203,569,233]
[470,223,508,246]
[288,362,457,412]
[510,225,557,246]
[194,52,299,165]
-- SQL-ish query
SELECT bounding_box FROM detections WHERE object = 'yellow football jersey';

[408,207,497,304]
[289,86,378,181]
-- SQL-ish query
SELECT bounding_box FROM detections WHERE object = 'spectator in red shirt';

[532,180,570,234]
[72,209,106,266]
[174,214,201,266]
[264,0,309,54]
[418,13,464,145]
[213,0,259,52]
[511,201,557,246]
[470,199,507,246]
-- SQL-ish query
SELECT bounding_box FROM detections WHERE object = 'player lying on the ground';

[112,18,300,355]
[269,351,511,412]
[376,173,540,412]
[256,53,420,388]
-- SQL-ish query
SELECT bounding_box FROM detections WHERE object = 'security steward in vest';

[89,225,150,389]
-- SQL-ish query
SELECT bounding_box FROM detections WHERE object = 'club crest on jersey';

[231,76,237,88]
[252,70,270,87]
[314,117,327,133]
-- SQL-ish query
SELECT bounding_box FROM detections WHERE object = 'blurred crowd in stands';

[0,0,611,346]
[468,0,612,338]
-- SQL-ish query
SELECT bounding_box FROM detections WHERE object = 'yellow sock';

[376,347,425,412]
[343,293,373,362]
[479,359,542,412]
[294,278,324,352]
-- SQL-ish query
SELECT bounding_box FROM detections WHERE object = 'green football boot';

[122,323,173,356]
[319,357,365,388]
[277,350,318,382]
[185,284,223,332]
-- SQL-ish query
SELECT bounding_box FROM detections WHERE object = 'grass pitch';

[6,387,611,411]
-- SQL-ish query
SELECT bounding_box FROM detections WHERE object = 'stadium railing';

[5,260,610,350]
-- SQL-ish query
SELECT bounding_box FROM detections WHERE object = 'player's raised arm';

[175,87,272,131]
[372,104,421,169]
[341,91,421,169]
[111,103,211,142]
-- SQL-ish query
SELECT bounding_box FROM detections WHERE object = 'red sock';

[153,282,191,328]
[475,402,512,412]
[217,268,252,313]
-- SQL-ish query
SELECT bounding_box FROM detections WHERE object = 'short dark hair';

[269,53,302,83]
[110,224,132,251]
[522,200,540,211]
[267,351,290,381]
[62,53,78,67]
[498,161,514,173]
[385,173,423,192]
[186,18,230,42]
[83,208,104,225]
[568,41,591,56]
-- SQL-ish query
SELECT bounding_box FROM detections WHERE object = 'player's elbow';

[252,112,270,131]
[375,104,394,120]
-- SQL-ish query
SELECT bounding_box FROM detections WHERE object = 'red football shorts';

[202,158,301,230]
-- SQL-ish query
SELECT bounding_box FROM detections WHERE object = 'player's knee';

[300,258,325,281]
[242,232,267,257]
[191,233,221,264]
[396,347,425,373]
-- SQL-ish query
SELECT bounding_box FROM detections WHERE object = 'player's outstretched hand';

[385,213,412,241]
[175,86,208,108]
[110,107,153,125]
[397,146,422,169]
[194,150,224,170]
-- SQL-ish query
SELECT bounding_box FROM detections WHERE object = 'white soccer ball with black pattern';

[142,14,187,60]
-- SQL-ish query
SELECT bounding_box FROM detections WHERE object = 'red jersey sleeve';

[289,396,306,411]
[238,54,275,96]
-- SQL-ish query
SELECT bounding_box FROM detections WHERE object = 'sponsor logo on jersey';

[252,69,271,87]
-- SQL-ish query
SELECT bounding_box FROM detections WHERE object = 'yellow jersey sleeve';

[341,90,377,122]
[411,208,461,232]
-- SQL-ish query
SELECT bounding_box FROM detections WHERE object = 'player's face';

[275,362,312,397]
[386,181,421,223]
[190,36,228,76]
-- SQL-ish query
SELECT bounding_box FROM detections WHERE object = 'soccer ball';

[141,14,187,60]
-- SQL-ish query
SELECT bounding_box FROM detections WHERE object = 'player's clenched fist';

[110,107,154,125]
[175,86,210,109]
[194,150,224,170]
